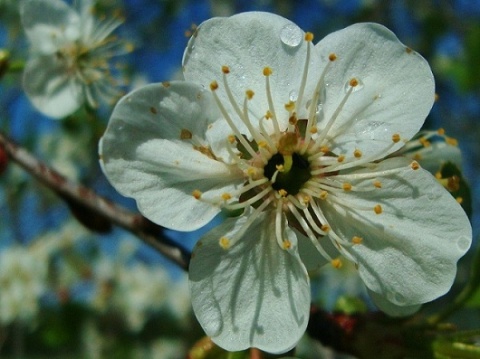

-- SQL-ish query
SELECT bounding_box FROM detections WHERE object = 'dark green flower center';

[264,152,311,195]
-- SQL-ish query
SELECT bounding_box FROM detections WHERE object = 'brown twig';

[0,131,191,271]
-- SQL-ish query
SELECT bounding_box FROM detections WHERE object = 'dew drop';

[358,121,388,140]
[387,292,406,305]
[426,188,441,201]
[344,78,364,93]
[280,23,303,48]
[289,90,298,102]
[457,236,471,252]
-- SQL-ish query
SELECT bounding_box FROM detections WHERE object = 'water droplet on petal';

[387,292,406,305]
[457,235,471,252]
[358,121,388,140]
[289,90,298,101]
[344,78,364,93]
[280,23,303,48]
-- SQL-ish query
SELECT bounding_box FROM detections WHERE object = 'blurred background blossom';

[0,0,479,358]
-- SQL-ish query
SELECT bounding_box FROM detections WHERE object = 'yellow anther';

[278,189,288,197]
[221,65,230,74]
[342,182,352,191]
[289,114,298,125]
[305,32,314,42]
[320,146,330,153]
[331,258,342,269]
[124,43,135,53]
[405,47,413,54]
[283,240,292,250]
[221,193,232,201]
[228,134,236,144]
[319,190,328,200]
[374,204,383,214]
[434,93,440,102]
[352,236,363,244]
[309,126,318,134]
[209,81,219,91]
[353,149,362,158]
[219,237,230,249]
[245,89,255,100]
[265,110,273,119]
[456,197,463,204]
[263,67,273,76]
[411,161,420,170]
[371,180,381,189]
[392,133,401,143]
[258,140,268,148]
[435,172,442,179]
[447,175,460,192]
[328,53,337,62]
[247,167,257,176]
[413,153,422,161]
[192,189,202,199]
[275,164,285,172]
[349,78,359,87]
[162,81,171,88]
[337,155,345,163]
[437,128,445,135]
[446,136,458,146]
[321,224,330,232]
[180,128,193,140]
[285,100,296,112]
[419,137,431,147]
[302,195,311,204]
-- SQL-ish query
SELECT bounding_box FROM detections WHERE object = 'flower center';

[264,152,310,195]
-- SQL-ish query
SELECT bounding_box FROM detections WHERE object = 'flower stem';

[0,130,191,270]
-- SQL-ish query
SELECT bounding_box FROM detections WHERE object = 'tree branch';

[0,130,191,271]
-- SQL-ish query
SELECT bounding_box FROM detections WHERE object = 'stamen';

[309,77,356,149]
[263,67,281,135]
[352,236,363,244]
[374,204,383,214]
[223,199,272,247]
[295,32,314,112]
[210,82,258,159]
[287,202,333,261]
[221,68,268,161]
[331,258,342,269]
[192,189,202,199]
[275,204,288,250]
[223,186,272,211]
[301,60,336,152]
[311,138,399,175]
[219,237,230,249]
[301,207,329,236]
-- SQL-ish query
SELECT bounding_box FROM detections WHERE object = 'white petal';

[182,12,324,129]
[405,141,462,175]
[21,0,81,54]
[100,82,244,231]
[320,157,471,306]
[23,56,83,119]
[189,211,310,354]
[315,23,435,159]
[368,289,421,317]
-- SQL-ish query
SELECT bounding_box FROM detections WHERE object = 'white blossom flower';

[0,246,48,325]
[20,0,130,119]
[99,12,472,353]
